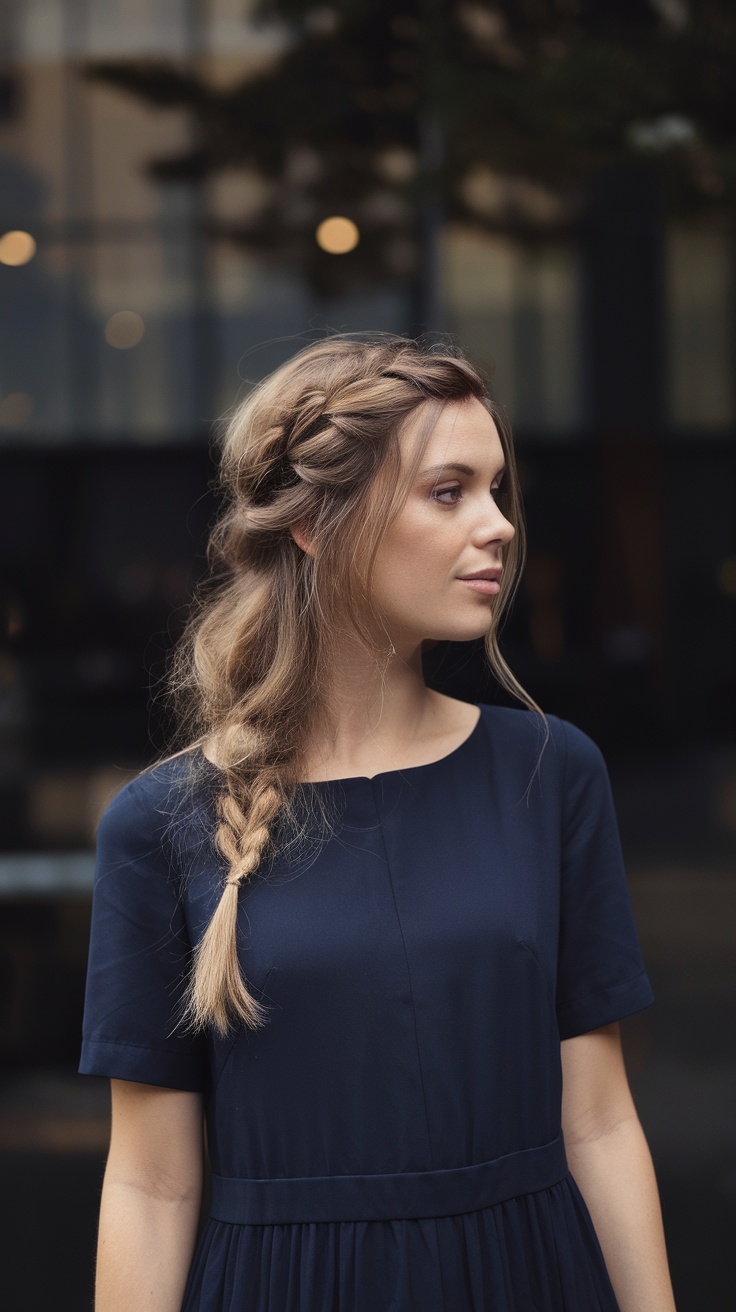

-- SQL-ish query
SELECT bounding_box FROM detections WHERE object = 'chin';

[424,619,493,645]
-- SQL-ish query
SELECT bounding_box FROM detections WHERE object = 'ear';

[290,524,315,557]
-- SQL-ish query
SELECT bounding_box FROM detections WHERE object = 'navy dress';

[79,703,655,1312]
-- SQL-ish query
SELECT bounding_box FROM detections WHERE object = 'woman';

[80,334,677,1311]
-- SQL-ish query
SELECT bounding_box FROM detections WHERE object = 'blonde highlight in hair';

[155,332,547,1037]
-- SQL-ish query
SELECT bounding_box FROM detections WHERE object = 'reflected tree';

[84,0,736,326]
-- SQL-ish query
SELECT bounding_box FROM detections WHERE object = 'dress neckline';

[299,703,484,788]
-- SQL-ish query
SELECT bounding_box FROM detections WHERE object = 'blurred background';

[1,2,735,1308]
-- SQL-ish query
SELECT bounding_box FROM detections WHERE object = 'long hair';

[156,333,546,1037]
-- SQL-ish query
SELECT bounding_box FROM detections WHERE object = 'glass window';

[665,220,734,432]
[442,224,582,436]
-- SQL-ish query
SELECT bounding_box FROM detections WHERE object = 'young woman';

[80,334,677,1311]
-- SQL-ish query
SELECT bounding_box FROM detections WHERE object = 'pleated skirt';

[181,1171,620,1312]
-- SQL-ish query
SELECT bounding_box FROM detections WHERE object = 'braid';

[182,772,284,1037]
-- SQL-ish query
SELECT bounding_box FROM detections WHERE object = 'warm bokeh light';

[0,392,33,427]
[0,230,36,266]
[104,310,145,349]
[315,215,360,254]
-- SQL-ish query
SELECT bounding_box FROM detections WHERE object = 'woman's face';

[369,397,515,650]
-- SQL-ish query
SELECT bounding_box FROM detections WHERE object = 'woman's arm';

[95,1079,205,1312]
[561,1022,677,1312]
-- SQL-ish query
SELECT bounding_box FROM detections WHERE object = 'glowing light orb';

[315,216,360,254]
[0,231,36,266]
[105,311,145,349]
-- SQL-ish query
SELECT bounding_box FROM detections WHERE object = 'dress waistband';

[209,1131,569,1225]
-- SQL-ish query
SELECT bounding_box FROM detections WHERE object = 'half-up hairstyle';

[158,333,546,1037]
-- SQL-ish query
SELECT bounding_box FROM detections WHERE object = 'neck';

[302,638,444,777]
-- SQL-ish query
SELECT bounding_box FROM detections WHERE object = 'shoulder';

[547,715,609,784]
[474,703,606,781]
[474,700,560,755]
[96,748,216,856]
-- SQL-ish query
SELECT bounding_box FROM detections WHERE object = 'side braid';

[183,772,284,1036]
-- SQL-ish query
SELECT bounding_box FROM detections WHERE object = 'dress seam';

[372,779,436,1171]
[82,1036,200,1058]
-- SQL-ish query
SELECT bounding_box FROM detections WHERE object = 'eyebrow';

[419,462,506,478]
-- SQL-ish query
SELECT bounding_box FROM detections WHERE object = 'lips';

[456,569,502,582]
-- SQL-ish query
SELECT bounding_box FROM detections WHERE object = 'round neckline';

[299,703,484,787]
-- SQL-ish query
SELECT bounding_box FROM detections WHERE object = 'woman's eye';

[431,481,506,506]
[431,484,462,505]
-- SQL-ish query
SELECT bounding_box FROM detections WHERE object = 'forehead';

[403,397,502,465]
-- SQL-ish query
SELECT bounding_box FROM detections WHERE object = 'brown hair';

[157,332,546,1037]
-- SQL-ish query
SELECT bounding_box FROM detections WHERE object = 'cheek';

[375,510,457,595]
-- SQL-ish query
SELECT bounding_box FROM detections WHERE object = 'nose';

[472,496,515,549]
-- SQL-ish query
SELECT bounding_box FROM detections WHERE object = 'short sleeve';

[555,718,655,1040]
[78,774,207,1091]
